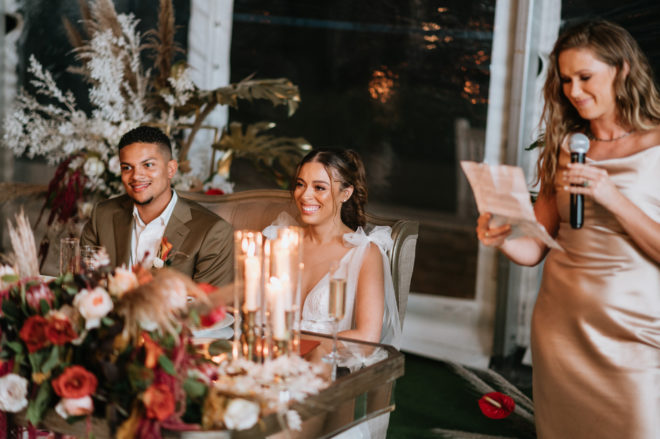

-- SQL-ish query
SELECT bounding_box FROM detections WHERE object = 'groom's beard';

[132,196,154,206]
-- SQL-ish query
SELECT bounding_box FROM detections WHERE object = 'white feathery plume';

[7,210,40,279]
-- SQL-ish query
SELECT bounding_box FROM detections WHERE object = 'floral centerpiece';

[0,213,326,438]
[2,0,309,265]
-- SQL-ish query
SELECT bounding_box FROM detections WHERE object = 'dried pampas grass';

[6,210,40,279]
[116,268,210,342]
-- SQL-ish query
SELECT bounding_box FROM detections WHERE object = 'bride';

[264,148,401,349]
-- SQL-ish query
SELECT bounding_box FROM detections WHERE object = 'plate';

[192,313,235,340]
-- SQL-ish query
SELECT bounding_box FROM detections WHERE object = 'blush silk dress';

[531,144,660,439]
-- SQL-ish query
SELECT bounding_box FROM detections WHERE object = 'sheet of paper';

[460,161,563,251]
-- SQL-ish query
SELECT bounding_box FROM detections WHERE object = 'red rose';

[204,188,224,195]
[196,283,216,295]
[0,358,14,377]
[52,366,98,399]
[478,392,515,419]
[200,307,226,328]
[46,314,77,345]
[19,315,50,353]
[142,383,175,421]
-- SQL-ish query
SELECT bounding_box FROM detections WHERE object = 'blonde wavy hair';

[538,20,660,194]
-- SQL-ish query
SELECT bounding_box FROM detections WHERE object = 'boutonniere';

[153,237,174,269]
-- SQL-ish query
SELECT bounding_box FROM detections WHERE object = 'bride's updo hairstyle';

[293,148,368,230]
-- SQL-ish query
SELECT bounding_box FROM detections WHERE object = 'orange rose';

[142,333,163,369]
[51,366,98,399]
[159,238,173,261]
[142,383,175,421]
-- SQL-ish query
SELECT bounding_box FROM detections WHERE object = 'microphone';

[569,133,590,229]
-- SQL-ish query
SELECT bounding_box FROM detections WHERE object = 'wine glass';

[323,263,347,364]
[80,245,110,279]
[59,237,80,275]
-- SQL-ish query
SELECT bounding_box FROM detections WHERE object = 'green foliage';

[158,354,176,375]
[216,121,311,188]
[26,381,53,426]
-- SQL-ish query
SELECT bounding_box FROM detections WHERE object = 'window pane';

[231,0,496,298]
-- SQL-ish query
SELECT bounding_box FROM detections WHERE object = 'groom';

[80,126,233,287]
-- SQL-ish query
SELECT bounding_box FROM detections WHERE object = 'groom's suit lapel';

[163,198,191,263]
[112,196,134,267]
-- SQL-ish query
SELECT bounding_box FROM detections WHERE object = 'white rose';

[108,267,139,298]
[83,157,105,177]
[0,374,29,413]
[55,396,94,418]
[73,287,113,329]
[108,155,121,176]
[152,258,164,269]
[223,398,260,430]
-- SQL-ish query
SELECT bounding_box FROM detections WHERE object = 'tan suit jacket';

[80,194,233,286]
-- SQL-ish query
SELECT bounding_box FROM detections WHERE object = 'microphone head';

[569,133,590,154]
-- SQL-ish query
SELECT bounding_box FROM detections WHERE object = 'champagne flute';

[323,263,347,364]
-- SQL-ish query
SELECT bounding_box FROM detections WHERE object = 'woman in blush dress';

[476,21,660,438]
[264,148,401,349]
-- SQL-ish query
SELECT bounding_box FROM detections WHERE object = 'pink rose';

[108,267,139,298]
[73,287,113,329]
[55,396,94,418]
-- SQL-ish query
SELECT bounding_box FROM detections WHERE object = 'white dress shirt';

[130,190,178,268]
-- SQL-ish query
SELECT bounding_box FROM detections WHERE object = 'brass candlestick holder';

[242,309,258,361]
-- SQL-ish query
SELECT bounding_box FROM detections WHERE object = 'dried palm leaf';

[7,210,40,279]
[116,268,210,342]
[215,77,301,117]
[0,182,47,203]
[214,121,311,186]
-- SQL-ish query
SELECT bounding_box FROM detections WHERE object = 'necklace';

[588,130,634,142]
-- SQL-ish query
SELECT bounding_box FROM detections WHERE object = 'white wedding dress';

[263,213,402,349]
[264,214,401,439]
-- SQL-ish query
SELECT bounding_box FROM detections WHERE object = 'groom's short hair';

[118,126,172,159]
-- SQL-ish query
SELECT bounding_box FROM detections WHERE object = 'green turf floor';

[387,353,536,439]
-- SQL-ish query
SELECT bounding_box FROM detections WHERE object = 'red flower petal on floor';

[478,392,515,419]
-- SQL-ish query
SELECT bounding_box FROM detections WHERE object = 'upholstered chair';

[180,189,419,329]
